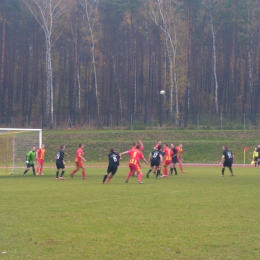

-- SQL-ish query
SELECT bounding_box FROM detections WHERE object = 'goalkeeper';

[23,147,36,176]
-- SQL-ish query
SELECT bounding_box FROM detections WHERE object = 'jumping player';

[154,140,162,150]
[56,145,66,180]
[176,144,184,173]
[161,143,173,177]
[70,144,86,179]
[220,146,234,177]
[102,148,120,184]
[146,145,163,178]
[132,139,144,151]
[131,139,144,176]
[23,147,36,176]
[169,143,178,175]
[36,144,46,175]
[120,144,148,184]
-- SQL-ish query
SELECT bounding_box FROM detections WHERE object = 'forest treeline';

[1,0,260,128]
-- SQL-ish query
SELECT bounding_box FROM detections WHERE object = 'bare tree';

[69,3,83,115]
[79,0,100,121]
[22,0,68,127]
[144,0,180,126]
[202,0,221,114]
[111,53,123,122]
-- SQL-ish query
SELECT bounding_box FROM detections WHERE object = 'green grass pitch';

[1,165,260,259]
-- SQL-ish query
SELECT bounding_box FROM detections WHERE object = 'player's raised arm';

[138,139,144,150]
[120,151,129,156]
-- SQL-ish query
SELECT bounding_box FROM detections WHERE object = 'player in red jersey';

[176,144,184,173]
[154,140,161,150]
[131,139,144,176]
[36,144,46,175]
[70,144,87,179]
[161,143,173,177]
[132,139,144,151]
[120,144,148,184]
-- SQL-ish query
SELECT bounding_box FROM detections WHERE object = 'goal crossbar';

[0,128,42,174]
[0,128,42,146]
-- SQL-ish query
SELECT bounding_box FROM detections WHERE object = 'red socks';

[138,173,143,182]
[127,172,132,180]
[163,168,168,176]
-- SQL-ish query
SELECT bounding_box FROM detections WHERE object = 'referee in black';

[220,146,234,177]
[102,148,120,184]
[56,145,66,180]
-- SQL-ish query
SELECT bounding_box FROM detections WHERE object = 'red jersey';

[128,149,144,165]
[163,147,173,161]
[176,146,183,157]
[154,143,160,149]
[75,148,84,163]
[37,148,46,160]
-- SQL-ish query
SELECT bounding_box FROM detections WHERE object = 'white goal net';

[0,128,42,174]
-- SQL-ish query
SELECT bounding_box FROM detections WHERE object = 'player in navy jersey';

[169,143,178,175]
[146,146,163,178]
[220,146,234,177]
[102,148,121,184]
[55,145,66,180]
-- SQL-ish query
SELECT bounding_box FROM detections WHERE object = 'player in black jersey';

[169,143,178,175]
[56,145,66,180]
[257,145,260,167]
[146,146,163,178]
[102,148,121,184]
[220,146,234,177]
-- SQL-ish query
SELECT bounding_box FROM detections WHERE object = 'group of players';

[23,144,46,176]
[101,139,185,184]
[23,140,185,184]
[23,141,238,181]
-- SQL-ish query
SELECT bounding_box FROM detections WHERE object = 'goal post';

[0,128,42,174]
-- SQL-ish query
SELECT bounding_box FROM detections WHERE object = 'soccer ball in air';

[160,90,165,95]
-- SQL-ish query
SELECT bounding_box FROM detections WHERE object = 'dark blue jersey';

[223,150,233,163]
[56,150,64,162]
[172,148,177,157]
[151,150,161,162]
[108,152,120,166]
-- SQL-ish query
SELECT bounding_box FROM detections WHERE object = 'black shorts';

[56,161,65,169]
[223,161,232,167]
[151,159,160,167]
[107,164,118,175]
[26,163,34,168]
[171,157,178,164]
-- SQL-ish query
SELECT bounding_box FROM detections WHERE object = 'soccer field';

[1,166,260,260]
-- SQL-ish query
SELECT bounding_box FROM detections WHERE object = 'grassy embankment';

[43,130,258,164]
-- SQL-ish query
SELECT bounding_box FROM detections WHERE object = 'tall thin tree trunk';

[45,35,53,128]
[209,10,219,114]
[0,11,6,102]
